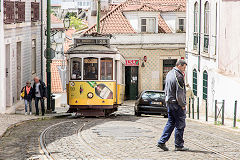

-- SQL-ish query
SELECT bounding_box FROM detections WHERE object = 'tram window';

[84,58,98,80]
[100,58,113,80]
[71,58,82,80]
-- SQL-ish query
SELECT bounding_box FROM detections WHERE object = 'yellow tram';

[66,34,125,116]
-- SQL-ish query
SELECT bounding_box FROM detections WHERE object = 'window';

[204,2,210,52]
[83,58,98,80]
[71,58,82,80]
[193,69,197,96]
[100,58,113,80]
[178,18,185,32]
[193,2,198,50]
[31,2,39,22]
[15,2,25,23]
[31,39,36,74]
[121,63,125,84]
[203,70,208,100]
[141,18,156,33]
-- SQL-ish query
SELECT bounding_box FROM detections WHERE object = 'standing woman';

[21,81,34,115]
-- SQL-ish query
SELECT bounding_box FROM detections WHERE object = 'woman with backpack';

[21,81,34,115]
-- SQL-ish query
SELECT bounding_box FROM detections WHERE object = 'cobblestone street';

[0,103,240,160]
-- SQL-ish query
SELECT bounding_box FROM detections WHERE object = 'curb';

[187,117,240,133]
[0,113,71,139]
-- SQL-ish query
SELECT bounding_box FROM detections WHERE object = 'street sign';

[125,60,139,66]
[44,48,55,59]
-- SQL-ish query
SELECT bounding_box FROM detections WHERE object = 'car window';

[142,91,165,100]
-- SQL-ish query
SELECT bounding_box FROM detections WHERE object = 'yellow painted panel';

[68,81,116,106]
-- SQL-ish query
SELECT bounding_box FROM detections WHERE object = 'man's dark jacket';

[21,86,34,101]
[32,80,47,99]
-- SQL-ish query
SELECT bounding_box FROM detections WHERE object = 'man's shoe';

[29,112,32,115]
[157,143,169,151]
[25,112,28,115]
[175,147,189,151]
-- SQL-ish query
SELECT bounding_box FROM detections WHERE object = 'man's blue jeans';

[24,99,32,113]
[158,103,186,148]
[35,97,45,115]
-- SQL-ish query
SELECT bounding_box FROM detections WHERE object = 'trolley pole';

[96,0,101,33]
[188,98,191,118]
[192,97,194,119]
[222,100,225,125]
[46,0,52,112]
[197,97,199,120]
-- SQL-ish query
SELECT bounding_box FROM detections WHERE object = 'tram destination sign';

[74,37,110,47]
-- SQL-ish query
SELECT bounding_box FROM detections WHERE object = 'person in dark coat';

[32,77,47,116]
[157,59,189,151]
[21,81,34,115]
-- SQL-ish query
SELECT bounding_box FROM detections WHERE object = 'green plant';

[69,16,88,31]
[237,119,240,122]
[214,121,222,125]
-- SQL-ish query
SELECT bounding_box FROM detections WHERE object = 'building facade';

[186,0,240,118]
[1,0,46,113]
[84,0,186,100]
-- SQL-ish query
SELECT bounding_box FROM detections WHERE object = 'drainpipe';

[40,0,43,80]
[198,0,202,72]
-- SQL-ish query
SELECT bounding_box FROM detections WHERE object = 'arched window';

[193,69,197,96]
[204,2,210,52]
[203,70,208,100]
[193,2,198,49]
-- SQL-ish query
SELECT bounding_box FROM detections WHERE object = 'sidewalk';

[187,112,240,132]
[0,106,70,138]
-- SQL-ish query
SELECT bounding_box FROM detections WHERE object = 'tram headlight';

[87,92,94,99]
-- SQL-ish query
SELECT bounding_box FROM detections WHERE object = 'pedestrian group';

[21,77,47,116]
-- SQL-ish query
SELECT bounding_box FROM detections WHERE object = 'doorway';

[17,42,22,100]
[5,44,10,107]
[125,66,138,100]
[163,59,177,89]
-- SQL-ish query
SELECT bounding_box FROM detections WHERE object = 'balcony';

[15,2,25,23]
[31,2,40,22]
[193,32,198,50]
[204,34,209,52]
[4,1,25,24]
[4,1,15,24]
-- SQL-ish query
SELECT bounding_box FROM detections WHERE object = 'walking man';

[33,77,47,116]
[157,59,189,151]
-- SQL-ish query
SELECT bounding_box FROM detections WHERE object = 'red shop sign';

[125,60,139,66]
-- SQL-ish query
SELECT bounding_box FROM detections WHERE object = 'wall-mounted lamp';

[141,61,145,67]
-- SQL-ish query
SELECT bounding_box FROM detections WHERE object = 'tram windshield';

[84,58,98,80]
[101,58,113,80]
[71,58,82,80]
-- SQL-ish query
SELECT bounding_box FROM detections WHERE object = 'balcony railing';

[15,2,25,23]
[31,2,40,22]
[204,34,209,52]
[193,32,198,50]
[4,1,25,24]
[4,1,15,24]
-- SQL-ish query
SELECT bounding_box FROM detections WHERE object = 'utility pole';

[96,0,101,33]
[46,0,52,112]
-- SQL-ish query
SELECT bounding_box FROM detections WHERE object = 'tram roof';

[65,45,119,54]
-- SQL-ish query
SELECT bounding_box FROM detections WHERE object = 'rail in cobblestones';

[39,121,74,160]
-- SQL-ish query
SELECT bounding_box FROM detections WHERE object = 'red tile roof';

[51,14,63,24]
[51,60,66,93]
[85,0,185,34]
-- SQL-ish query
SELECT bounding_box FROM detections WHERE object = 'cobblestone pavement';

[1,103,240,160]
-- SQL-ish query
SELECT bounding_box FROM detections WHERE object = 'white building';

[0,0,46,113]
[186,0,240,119]
[0,0,6,113]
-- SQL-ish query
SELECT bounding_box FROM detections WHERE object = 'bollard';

[192,97,194,119]
[214,100,217,124]
[222,100,225,125]
[188,98,191,118]
[205,99,208,121]
[233,101,237,128]
[197,97,199,120]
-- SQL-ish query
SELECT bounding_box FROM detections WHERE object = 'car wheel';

[164,114,168,118]
[135,111,141,117]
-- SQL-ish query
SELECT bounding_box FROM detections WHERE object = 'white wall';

[161,12,186,33]
[0,3,6,113]
[123,11,159,33]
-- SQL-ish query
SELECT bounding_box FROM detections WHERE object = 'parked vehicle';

[134,90,168,117]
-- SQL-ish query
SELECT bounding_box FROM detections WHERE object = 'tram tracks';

[39,119,108,160]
